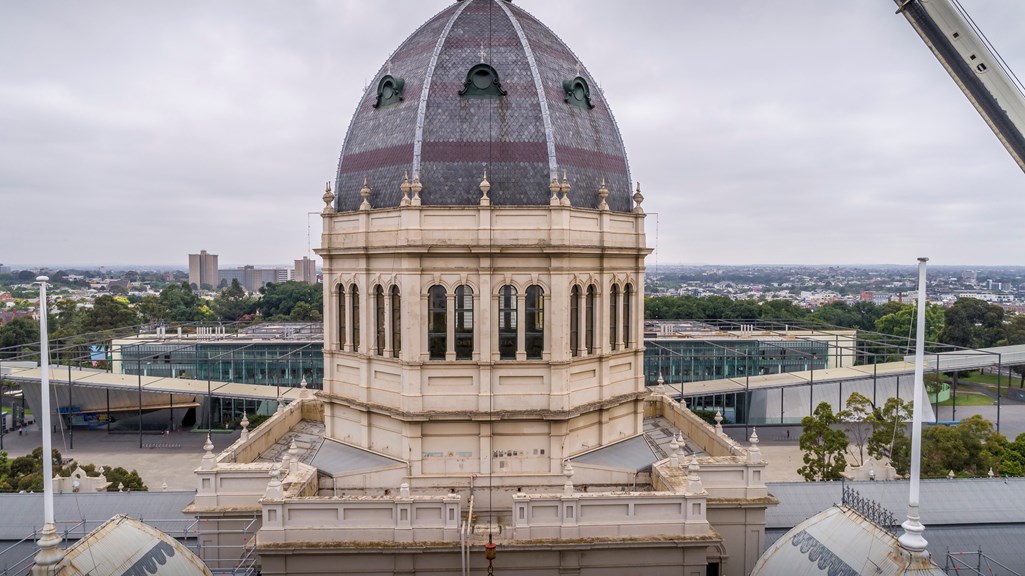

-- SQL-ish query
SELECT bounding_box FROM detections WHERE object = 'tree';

[257,281,322,320]
[867,397,912,476]
[159,282,213,322]
[211,279,254,321]
[0,317,40,359]
[874,303,944,342]
[999,315,1025,387]
[837,392,874,466]
[921,415,1005,477]
[939,297,1005,349]
[104,466,148,492]
[85,295,138,332]
[798,402,849,481]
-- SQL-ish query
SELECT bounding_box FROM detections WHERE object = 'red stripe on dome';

[555,145,629,176]
[339,144,415,173]
[421,141,547,164]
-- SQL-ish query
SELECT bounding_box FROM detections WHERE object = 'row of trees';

[799,394,1022,481]
[0,447,147,492]
[0,280,323,359]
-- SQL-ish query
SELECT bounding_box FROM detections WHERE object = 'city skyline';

[2,1,1024,267]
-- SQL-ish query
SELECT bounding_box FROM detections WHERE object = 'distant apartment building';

[188,250,219,289]
[294,257,317,284]
[219,265,289,292]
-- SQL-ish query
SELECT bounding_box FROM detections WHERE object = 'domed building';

[320,0,647,499]
[190,2,773,575]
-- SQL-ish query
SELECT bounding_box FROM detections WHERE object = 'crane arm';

[894,0,1025,173]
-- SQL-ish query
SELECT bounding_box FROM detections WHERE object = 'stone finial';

[118,482,125,492]
[322,181,335,214]
[201,434,216,470]
[988,468,995,479]
[948,470,955,480]
[549,178,561,206]
[240,412,250,442]
[597,178,609,211]
[265,461,283,499]
[359,178,372,210]
[632,182,644,214]
[277,396,286,415]
[400,171,412,206]
[410,173,423,206]
[714,410,724,435]
[479,168,491,206]
[748,427,762,464]
[669,435,680,468]
[300,375,312,398]
[686,456,704,495]
[656,372,666,395]
[562,460,575,494]
[289,439,300,474]
[400,482,410,498]
[559,170,572,206]
[161,480,168,492]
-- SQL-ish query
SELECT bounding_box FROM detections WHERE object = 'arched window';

[610,284,619,350]
[350,284,360,352]
[585,285,596,355]
[374,285,385,356]
[391,286,401,358]
[570,285,580,357]
[498,285,517,360]
[428,285,447,360]
[525,285,544,360]
[337,285,346,351]
[623,284,633,349]
[455,285,474,360]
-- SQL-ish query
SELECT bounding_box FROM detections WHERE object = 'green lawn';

[937,391,995,406]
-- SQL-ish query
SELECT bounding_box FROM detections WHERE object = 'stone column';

[446,291,456,361]
[516,290,526,361]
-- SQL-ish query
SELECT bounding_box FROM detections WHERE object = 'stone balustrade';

[510,491,710,541]
[259,493,462,544]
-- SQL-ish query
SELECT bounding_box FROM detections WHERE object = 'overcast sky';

[2,0,1023,269]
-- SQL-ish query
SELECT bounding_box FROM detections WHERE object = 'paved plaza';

[1,425,241,492]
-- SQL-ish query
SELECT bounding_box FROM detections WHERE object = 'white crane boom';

[895,0,1025,173]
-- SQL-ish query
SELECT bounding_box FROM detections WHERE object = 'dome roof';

[753,506,946,576]
[334,0,633,212]
[56,515,212,575]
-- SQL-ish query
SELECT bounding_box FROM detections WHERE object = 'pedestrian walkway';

[1,425,241,492]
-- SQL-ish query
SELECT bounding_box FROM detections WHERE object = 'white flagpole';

[898,258,929,552]
[32,276,64,573]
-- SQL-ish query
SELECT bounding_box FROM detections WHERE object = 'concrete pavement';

[0,425,241,492]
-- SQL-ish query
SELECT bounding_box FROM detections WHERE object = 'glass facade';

[119,342,324,389]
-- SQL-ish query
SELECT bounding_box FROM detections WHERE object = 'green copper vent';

[563,76,594,110]
[459,64,507,99]
[374,75,405,109]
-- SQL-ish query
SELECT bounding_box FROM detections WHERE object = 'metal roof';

[766,480,1025,572]
[309,438,403,475]
[570,434,656,472]
[0,491,197,541]
[754,506,946,576]
[766,479,1025,529]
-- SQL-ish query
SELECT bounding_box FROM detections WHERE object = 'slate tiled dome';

[335,0,633,212]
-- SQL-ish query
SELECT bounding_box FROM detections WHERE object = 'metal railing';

[841,485,898,534]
